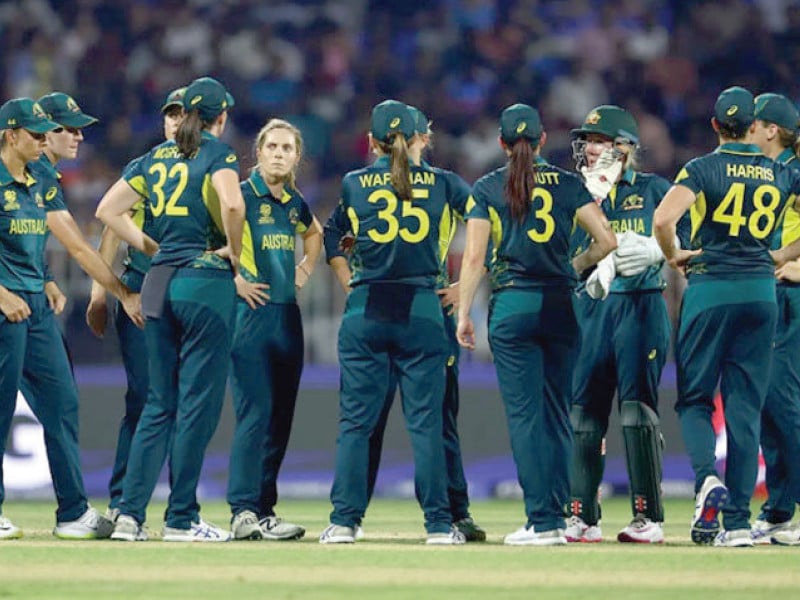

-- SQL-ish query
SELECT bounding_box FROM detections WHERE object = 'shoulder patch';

[225,154,237,163]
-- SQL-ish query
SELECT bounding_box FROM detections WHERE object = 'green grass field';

[0,497,797,599]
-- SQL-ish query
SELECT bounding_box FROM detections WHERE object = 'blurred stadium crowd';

[2,0,799,363]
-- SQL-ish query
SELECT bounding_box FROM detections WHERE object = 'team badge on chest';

[258,203,274,224]
[3,190,20,211]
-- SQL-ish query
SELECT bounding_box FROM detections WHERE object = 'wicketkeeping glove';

[614,232,663,277]
[580,148,624,201]
[586,252,616,300]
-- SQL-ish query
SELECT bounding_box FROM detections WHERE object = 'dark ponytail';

[175,110,204,159]
[504,139,537,222]
[379,133,412,201]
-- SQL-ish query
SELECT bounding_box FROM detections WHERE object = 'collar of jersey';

[619,167,637,186]
[716,142,763,156]
[248,169,292,203]
[39,153,62,180]
[0,159,36,187]
[777,148,796,165]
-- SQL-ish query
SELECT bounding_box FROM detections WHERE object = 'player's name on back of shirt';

[152,146,183,160]
[357,171,436,188]
[725,163,774,181]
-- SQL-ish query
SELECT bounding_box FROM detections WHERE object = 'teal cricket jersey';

[467,157,593,290]
[0,161,50,292]
[121,154,158,275]
[675,142,800,281]
[571,168,670,293]
[770,149,800,253]
[239,170,313,304]
[327,156,459,287]
[124,131,239,269]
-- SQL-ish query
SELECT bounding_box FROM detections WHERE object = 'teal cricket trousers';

[365,310,471,521]
[676,279,777,531]
[228,302,303,517]
[0,291,88,522]
[330,284,451,534]
[488,287,578,532]
[119,269,235,529]
[108,269,149,510]
[759,283,800,522]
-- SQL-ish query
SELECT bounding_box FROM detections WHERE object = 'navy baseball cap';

[161,87,187,113]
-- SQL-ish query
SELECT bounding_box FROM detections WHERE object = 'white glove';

[586,253,616,300]
[580,148,623,201]
[614,233,663,277]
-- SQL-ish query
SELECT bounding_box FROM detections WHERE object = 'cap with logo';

[182,77,235,122]
[754,93,799,132]
[499,103,543,145]
[0,98,60,133]
[571,105,639,144]
[37,92,98,128]
[406,105,430,135]
[370,100,415,142]
[161,87,187,113]
[713,86,754,133]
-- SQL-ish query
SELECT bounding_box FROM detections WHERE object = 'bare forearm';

[71,244,127,300]
[329,256,352,293]
[299,230,322,275]
[457,255,484,322]
[654,220,678,262]
[221,205,244,258]
[90,227,122,299]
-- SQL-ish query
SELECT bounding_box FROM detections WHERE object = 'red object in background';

[712,392,767,498]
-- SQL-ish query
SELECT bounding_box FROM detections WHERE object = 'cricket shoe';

[565,515,602,543]
[231,510,262,540]
[259,516,305,540]
[691,475,728,545]
[713,529,754,548]
[771,525,800,546]
[0,515,22,540]
[504,525,566,546]
[110,515,148,542]
[54,506,114,540]
[750,519,792,545]
[319,524,355,544]
[162,518,231,542]
[426,526,466,545]
[453,517,486,542]
[617,514,664,543]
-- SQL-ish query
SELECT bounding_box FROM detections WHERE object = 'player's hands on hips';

[776,259,800,282]
[235,274,270,309]
[86,293,108,337]
[44,281,67,315]
[0,289,31,323]
[436,282,459,315]
[457,315,476,350]
[666,248,702,276]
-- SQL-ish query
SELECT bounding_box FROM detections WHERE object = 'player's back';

[677,143,799,280]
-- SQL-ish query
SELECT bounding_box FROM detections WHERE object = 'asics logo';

[726,106,738,116]
[389,117,401,128]
[516,122,527,133]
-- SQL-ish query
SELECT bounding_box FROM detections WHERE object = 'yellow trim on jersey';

[608,183,617,211]
[438,204,454,266]
[281,189,292,204]
[296,222,309,235]
[131,200,145,230]
[780,195,800,247]
[465,195,476,214]
[347,206,360,235]
[690,191,706,241]
[202,173,224,232]
[128,174,148,198]
[487,206,503,252]
[239,221,258,277]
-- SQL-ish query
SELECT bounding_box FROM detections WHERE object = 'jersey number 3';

[366,189,430,244]
[526,188,556,243]
[148,162,190,217]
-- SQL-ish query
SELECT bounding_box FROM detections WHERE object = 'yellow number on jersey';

[526,188,556,243]
[149,162,190,217]
[365,188,430,244]
[713,182,781,239]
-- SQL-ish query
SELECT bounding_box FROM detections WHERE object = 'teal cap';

[370,100,415,143]
[406,105,429,135]
[161,87,187,113]
[183,77,235,121]
[714,86,754,132]
[0,98,60,133]
[37,92,98,128]
[499,103,542,144]
[571,105,639,143]
[755,93,799,131]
